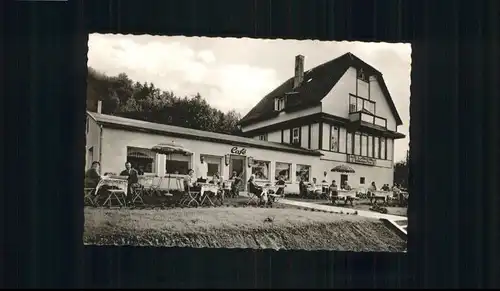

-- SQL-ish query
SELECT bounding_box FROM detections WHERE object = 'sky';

[88,34,411,162]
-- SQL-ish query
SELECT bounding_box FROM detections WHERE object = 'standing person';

[321,171,329,195]
[329,180,338,204]
[368,181,378,204]
[299,176,308,198]
[229,171,242,198]
[120,162,140,204]
[196,156,208,183]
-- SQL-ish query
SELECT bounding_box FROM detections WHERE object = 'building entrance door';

[229,155,246,191]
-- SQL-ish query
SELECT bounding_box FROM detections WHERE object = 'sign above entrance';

[231,147,247,155]
[347,154,376,166]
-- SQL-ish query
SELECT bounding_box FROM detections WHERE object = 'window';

[127,147,156,174]
[259,134,267,141]
[165,153,191,175]
[363,100,375,114]
[296,164,311,182]
[251,160,270,180]
[86,117,89,133]
[349,95,357,112]
[346,132,353,154]
[354,133,361,155]
[275,162,291,182]
[274,97,285,111]
[338,128,346,153]
[330,126,339,151]
[201,155,222,177]
[356,98,363,112]
[360,177,365,184]
[367,136,373,157]
[357,69,368,82]
[361,135,368,156]
[292,127,300,145]
[374,137,380,159]
[380,137,386,160]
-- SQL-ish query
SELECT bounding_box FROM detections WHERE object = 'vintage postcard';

[84,34,410,252]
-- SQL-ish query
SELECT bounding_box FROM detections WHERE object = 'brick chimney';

[293,55,305,89]
[97,100,102,114]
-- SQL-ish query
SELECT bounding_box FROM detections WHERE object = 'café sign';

[231,146,247,155]
[347,154,376,166]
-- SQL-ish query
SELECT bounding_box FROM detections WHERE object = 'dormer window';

[274,96,286,111]
[357,69,368,82]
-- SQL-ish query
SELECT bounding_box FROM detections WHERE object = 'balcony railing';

[349,111,387,128]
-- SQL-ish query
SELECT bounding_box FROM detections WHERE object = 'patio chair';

[101,187,126,208]
[318,186,329,200]
[200,188,216,207]
[148,176,163,197]
[84,187,97,207]
[84,179,108,207]
[130,184,145,205]
[246,182,260,206]
[180,183,200,207]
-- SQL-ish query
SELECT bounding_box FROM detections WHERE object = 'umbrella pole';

[165,153,171,195]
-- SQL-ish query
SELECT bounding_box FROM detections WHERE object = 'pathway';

[277,198,408,222]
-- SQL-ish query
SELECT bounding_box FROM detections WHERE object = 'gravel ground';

[84,207,406,252]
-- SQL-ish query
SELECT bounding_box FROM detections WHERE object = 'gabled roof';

[87,111,322,156]
[239,52,403,127]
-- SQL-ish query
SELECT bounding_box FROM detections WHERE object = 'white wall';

[320,67,398,132]
[321,67,357,118]
[101,127,319,192]
[85,116,101,169]
[369,77,397,131]
[241,105,322,132]
[357,79,369,99]
[283,129,290,144]
[268,130,281,143]
[310,123,320,150]
[320,159,393,190]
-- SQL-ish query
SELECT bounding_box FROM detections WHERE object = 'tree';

[86,67,242,134]
[393,160,409,189]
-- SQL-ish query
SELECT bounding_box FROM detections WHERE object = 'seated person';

[185,169,201,192]
[84,161,102,189]
[392,184,401,198]
[381,184,390,191]
[230,171,242,197]
[248,175,269,205]
[329,180,338,200]
[210,172,222,185]
[275,175,286,195]
[342,181,352,191]
[308,177,322,196]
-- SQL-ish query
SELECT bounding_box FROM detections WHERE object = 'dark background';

[3,0,499,288]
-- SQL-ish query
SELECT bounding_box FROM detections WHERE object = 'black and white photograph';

[84,34,411,252]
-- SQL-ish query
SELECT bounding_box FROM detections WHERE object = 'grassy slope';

[84,207,406,252]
